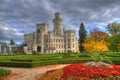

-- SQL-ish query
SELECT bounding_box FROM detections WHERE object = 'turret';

[53,12,63,35]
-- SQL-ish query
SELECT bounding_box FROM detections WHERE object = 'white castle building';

[24,12,79,54]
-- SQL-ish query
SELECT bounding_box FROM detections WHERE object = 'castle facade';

[24,12,79,54]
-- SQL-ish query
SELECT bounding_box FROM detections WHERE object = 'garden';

[0,53,120,68]
[0,22,120,79]
[39,62,120,80]
[0,53,120,79]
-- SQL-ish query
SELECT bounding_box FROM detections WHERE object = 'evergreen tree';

[10,39,15,45]
[79,22,87,52]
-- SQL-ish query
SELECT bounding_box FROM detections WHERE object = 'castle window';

[24,44,27,46]
[68,39,70,42]
[68,43,70,48]
[62,45,63,48]
[56,39,57,42]
[46,39,48,42]
[37,29,40,33]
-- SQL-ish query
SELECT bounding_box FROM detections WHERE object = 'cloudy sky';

[0,0,120,44]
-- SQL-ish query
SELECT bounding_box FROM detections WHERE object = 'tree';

[0,42,7,45]
[106,34,120,52]
[90,29,107,41]
[79,22,87,52]
[107,22,120,36]
[83,29,108,53]
[83,40,108,53]
[106,22,120,52]
[10,39,15,45]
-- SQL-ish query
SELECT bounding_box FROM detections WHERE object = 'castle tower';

[35,23,48,53]
[53,12,63,35]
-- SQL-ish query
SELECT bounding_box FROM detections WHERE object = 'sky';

[0,0,120,44]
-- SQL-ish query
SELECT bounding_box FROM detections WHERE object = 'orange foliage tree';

[83,29,108,53]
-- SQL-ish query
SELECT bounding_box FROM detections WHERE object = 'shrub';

[67,50,72,53]
[14,49,23,54]
[0,68,11,78]
[32,51,37,54]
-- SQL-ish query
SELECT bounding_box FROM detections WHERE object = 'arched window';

[37,46,41,52]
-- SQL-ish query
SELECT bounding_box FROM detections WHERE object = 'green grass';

[0,53,120,67]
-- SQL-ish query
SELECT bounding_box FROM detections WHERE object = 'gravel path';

[0,64,69,80]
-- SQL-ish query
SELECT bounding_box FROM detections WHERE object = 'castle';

[24,12,79,54]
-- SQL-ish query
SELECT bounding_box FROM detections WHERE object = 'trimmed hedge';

[0,68,11,78]
[78,54,90,57]
[0,58,120,68]
[0,61,33,68]
[0,58,93,68]
[11,59,34,62]
[0,53,120,68]
[111,60,120,65]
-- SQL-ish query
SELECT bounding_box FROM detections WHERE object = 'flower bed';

[39,62,120,80]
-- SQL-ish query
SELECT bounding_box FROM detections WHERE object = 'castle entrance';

[37,46,41,52]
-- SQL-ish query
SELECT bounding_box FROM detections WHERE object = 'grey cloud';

[0,0,120,43]
[0,26,23,42]
[49,0,120,24]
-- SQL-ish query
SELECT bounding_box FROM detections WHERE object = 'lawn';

[0,53,120,68]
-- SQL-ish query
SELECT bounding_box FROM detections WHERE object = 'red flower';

[60,63,120,79]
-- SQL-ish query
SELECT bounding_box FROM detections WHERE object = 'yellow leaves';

[83,40,108,53]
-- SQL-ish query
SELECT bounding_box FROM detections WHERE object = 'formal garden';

[0,52,120,79]
[0,22,120,79]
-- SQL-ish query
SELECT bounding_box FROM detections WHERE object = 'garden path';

[0,64,69,80]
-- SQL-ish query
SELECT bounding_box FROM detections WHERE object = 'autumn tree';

[83,29,108,53]
[90,29,107,41]
[79,22,87,52]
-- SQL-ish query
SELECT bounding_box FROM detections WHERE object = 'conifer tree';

[10,39,15,45]
[79,22,87,52]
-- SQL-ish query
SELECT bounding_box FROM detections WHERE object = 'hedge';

[11,59,34,62]
[0,61,33,68]
[0,68,11,78]
[0,58,120,68]
[111,60,120,65]
[0,58,93,68]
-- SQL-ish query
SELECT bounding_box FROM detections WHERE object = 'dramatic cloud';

[0,0,120,44]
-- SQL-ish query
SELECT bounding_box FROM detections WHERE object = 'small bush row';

[0,68,11,78]
[0,58,92,68]
[0,58,120,68]
[0,61,33,68]
[11,59,34,62]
